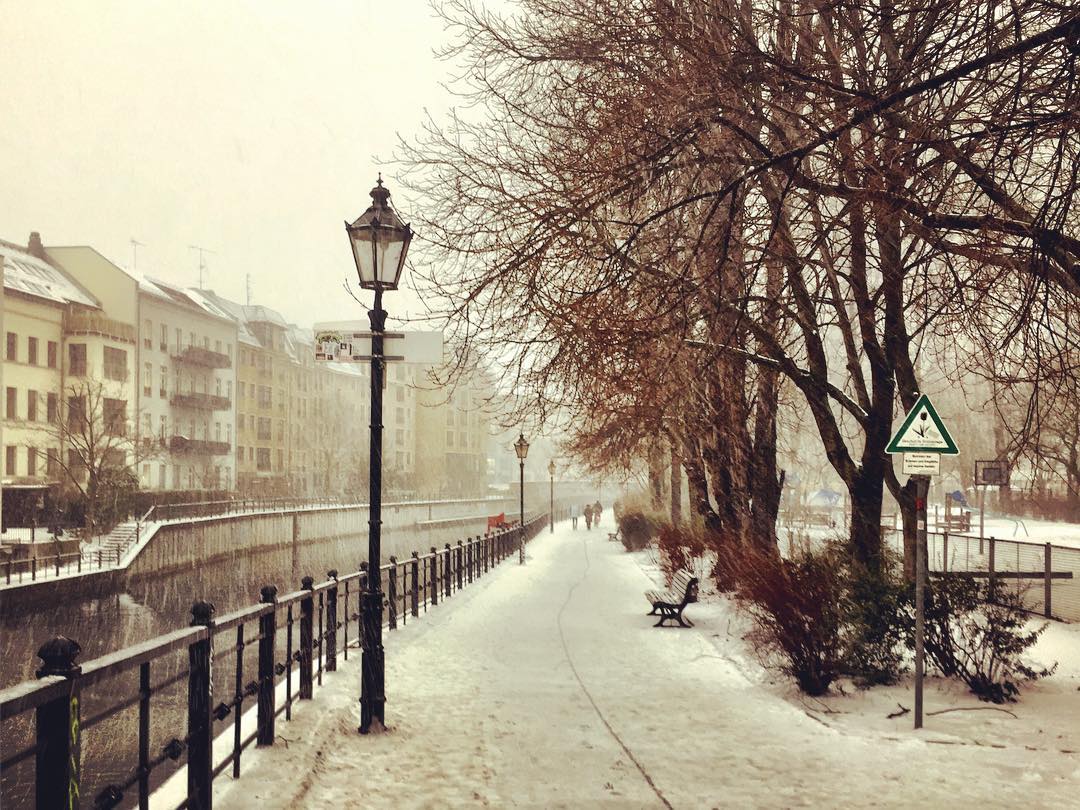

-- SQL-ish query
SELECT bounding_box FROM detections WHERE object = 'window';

[396,407,405,424]
[47,341,57,368]
[258,386,272,407]
[104,347,128,381]
[28,337,38,365]
[249,447,254,461]
[257,418,272,440]
[68,395,86,425]
[160,415,167,439]
[27,390,37,421]
[160,366,168,397]
[237,446,244,466]
[276,449,283,471]
[47,393,57,424]
[173,465,180,490]
[160,323,168,351]
[257,447,271,471]
[189,331,196,349]
[203,336,210,349]
[47,449,58,477]
[6,332,16,361]
[216,377,222,397]
[396,386,404,402]
[396,428,405,445]
[104,398,127,436]
[5,446,16,475]
[68,449,86,480]
[249,414,255,432]
[144,362,153,396]
[69,343,87,376]
[276,420,284,441]
[215,422,221,441]
[143,413,152,436]
[6,387,16,419]
[226,380,232,400]
[159,464,166,489]
[226,423,232,446]
[143,319,152,349]
[176,328,182,351]
[215,339,221,354]
[446,431,454,448]
[227,343,233,362]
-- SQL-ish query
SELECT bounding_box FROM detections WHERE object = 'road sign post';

[887,394,958,732]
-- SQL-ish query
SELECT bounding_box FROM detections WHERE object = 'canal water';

[1,519,486,809]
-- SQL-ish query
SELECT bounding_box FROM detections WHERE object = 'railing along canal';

[0,513,555,810]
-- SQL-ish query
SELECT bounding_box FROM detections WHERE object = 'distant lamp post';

[514,433,530,563]
[548,460,556,533]
[345,174,412,735]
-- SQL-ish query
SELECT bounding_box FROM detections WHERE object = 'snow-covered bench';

[645,569,699,628]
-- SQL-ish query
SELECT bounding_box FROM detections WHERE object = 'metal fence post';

[299,577,314,700]
[444,544,452,598]
[35,637,82,810]
[1044,543,1052,618]
[467,539,474,583]
[188,601,215,810]
[388,557,398,630]
[456,541,464,590]
[410,552,420,618]
[326,571,338,672]
[429,548,438,606]
[257,586,277,746]
[988,537,996,594]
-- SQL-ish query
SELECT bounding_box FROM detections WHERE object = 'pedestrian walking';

[570,503,579,529]
[593,500,602,527]
[584,504,593,530]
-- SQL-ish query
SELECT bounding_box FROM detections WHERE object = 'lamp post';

[514,433,529,563]
[548,460,555,533]
[345,175,412,734]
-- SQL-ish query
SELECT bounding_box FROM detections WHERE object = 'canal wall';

[1,498,512,617]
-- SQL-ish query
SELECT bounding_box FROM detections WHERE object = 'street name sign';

[885,394,959,455]
[313,321,443,364]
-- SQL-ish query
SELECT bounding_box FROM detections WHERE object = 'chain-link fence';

[885,530,1080,621]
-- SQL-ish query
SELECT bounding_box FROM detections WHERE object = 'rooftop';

[0,237,99,308]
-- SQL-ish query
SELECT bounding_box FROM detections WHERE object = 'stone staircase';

[99,521,141,565]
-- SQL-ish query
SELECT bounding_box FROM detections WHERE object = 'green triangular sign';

[886,394,959,455]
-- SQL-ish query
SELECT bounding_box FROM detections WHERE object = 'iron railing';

[0,512,556,810]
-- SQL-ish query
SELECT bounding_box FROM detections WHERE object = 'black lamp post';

[514,433,529,563]
[345,175,412,734]
[548,460,555,533]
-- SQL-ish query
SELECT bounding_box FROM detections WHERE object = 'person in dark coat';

[584,503,593,530]
[592,501,603,527]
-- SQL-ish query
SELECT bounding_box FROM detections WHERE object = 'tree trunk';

[669,444,682,526]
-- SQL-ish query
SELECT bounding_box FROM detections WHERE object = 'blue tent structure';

[807,489,843,509]
[949,490,967,507]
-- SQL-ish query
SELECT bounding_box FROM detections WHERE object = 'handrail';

[0,509,561,810]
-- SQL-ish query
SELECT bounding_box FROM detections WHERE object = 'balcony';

[63,310,137,344]
[168,436,231,456]
[169,392,231,411]
[170,344,231,369]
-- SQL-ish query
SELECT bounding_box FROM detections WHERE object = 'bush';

[617,509,657,551]
[905,576,1056,703]
[656,523,709,581]
[839,559,911,688]
[730,544,846,696]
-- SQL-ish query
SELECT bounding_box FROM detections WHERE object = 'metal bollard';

[187,601,215,810]
[257,586,277,745]
[35,637,82,810]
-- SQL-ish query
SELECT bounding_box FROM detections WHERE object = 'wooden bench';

[645,570,699,628]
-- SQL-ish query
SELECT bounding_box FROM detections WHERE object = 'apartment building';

[1,235,138,523]
[137,281,237,491]
[415,369,491,497]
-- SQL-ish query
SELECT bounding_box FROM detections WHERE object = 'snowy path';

[219,522,1079,809]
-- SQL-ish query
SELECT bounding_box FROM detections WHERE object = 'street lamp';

[514,433,529,563]
[548,459,556,533]
[345,175,412,735]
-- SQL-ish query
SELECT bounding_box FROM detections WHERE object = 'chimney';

[27,232,47,260]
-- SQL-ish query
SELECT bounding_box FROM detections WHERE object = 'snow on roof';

[0,239,99,307]
[195,290,261,346]
[140,279,236,327]
[243,304,288,327]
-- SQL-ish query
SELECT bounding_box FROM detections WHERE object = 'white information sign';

[902,452,941,476]
[313,321,443,364]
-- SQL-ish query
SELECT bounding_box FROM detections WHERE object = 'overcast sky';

[0,0,464,327]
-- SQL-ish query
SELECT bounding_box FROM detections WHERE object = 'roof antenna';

[188,245,215,288]
[130,238,145,271]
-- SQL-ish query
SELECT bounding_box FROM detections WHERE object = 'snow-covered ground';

[215,521,1079,809]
